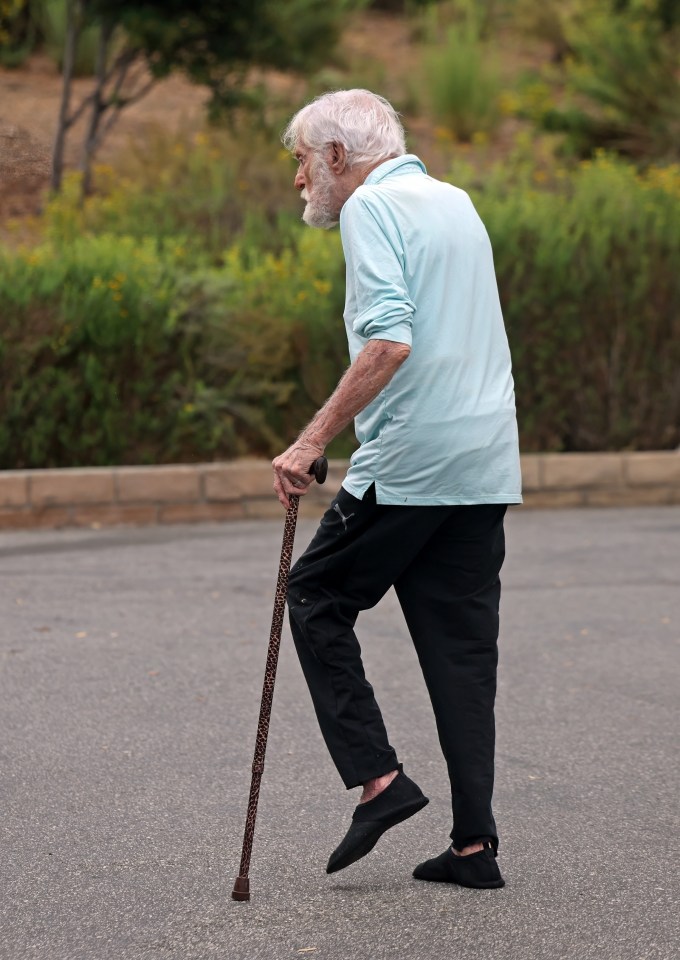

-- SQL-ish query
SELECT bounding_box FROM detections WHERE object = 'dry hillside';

[0,11,425,222]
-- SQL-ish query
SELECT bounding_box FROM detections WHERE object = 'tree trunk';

[80,18,114,199]
[51,0,82,193]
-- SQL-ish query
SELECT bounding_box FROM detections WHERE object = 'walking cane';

[232,455,328,902]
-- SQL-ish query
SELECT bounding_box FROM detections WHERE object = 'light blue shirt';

[339,154,522,506]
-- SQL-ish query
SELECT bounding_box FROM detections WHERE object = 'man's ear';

[329,141,348,176]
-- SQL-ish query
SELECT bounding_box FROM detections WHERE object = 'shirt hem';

[341,480,522,506]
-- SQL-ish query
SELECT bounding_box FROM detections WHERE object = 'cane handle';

[309,456,328,485]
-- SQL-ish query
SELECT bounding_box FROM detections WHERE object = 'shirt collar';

[364,154,427,185]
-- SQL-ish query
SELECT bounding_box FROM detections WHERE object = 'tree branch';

[95,76,156,152]
[64,90,96,129]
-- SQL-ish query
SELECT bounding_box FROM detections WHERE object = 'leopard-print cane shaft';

[236,494,300,883]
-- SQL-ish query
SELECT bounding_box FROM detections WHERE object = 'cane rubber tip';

[232,876,250,902]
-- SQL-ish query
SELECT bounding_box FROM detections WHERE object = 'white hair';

[282,89,407,168]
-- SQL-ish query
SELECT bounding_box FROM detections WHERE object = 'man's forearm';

[299,338,411,448]
[271,337,410,507]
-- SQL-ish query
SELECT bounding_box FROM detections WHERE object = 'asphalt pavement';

[1,505,679,960]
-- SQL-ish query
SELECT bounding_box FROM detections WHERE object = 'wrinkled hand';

[272,439,325,509]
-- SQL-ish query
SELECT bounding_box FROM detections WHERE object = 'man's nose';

[294,169,305,191]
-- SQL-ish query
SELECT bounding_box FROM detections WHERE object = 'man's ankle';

[359,768,399,804]
[451,842,484,857]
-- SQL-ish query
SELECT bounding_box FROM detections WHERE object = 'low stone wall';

[520,452,680,508]
[0,452,678,530]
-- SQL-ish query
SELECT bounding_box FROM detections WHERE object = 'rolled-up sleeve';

[340,193,415,346]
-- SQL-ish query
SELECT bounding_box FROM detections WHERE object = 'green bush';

[40,0,102,76]
[1,143,678,467]
[452,152,680,450]
[0,0,36,67]
[0,234,186,467]
[420,2,502,141]
[0,224,352,467]
[509,0,579,62]
[540,2,680,161]
[168,228,353,458]
[42,129,302,263]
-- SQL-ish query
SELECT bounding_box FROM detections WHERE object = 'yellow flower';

[498,92,520,117]
[312,279,331,296]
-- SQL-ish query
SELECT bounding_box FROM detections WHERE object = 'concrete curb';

[1,452,679,530]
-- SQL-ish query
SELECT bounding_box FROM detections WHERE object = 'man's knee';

[287,567,317,642]
[287,558,310,608]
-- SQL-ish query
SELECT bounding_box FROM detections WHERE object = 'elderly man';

[272,90,521,889]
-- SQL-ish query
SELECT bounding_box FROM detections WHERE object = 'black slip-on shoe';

[413,843,505,889]
[326,768,429,874]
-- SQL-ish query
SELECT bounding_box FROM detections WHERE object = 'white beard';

[301,157,339,230]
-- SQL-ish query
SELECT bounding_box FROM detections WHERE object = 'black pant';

[288,484,507,852]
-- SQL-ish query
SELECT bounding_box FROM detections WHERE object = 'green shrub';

[43,130,302,263]
[452,153,680,450]
[0,224,352,467]
[2,143,678,467]
[40,0,102,76]
[169,228,354,457]
[419,1,502,141]
[0,0,37,67]
[0,234,186,467]
[510,0,579,62]
[540,2,680,161]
